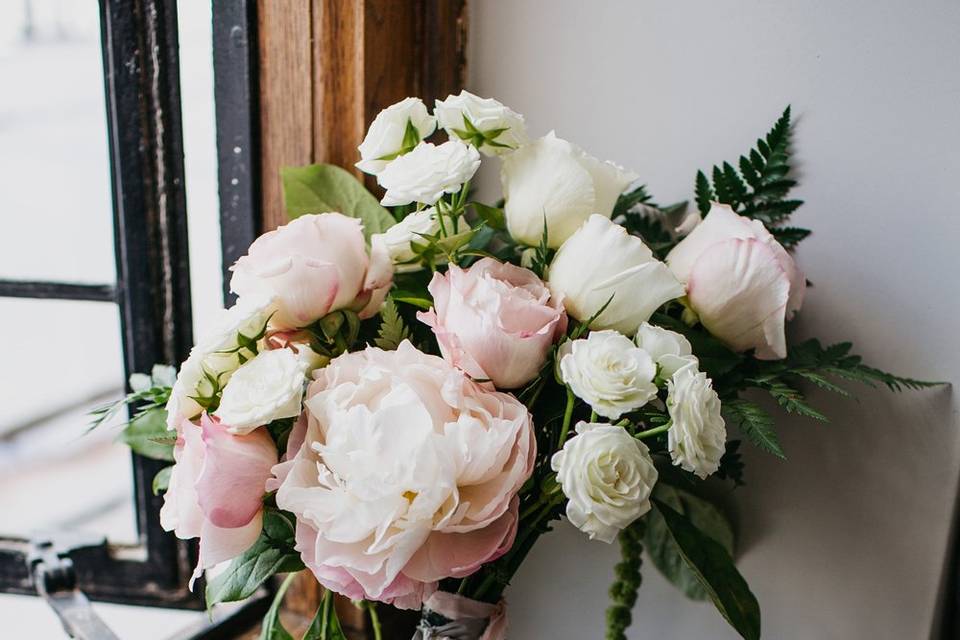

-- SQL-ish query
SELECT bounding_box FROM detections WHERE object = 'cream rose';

[229,213,393,330]
[356,97,437,175]
[435,91,527,156]
[377,140,481,207]
[665,203,806,359]
[635,322,698,380]
[548,215,685,335]
[559,330,658,420]
[666,365,726,478]
[371,208,468,273]
[165,295,275,428]
[214,348,308,434]
[551,422,658,543]
[501,132,637,248]
[273,341,535,608]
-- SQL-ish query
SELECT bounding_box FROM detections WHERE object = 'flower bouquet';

[95,93,938,639]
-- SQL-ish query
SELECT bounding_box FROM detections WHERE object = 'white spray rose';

[377,140,481,207]
[435,91,527,156]
[371,208,467,273]
[165,295,275,428]
[356,97,437,175]
[666,365,726,479]
[214,348,308,434]
[501,132,638,248]
[635,322,698,380]
[551,422,658,543]
[548,215,685,335]
[559,330,658,420]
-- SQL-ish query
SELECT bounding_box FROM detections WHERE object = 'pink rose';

[418,258,567,389]
[273,341,535,608]
[160,414,278,585]
[665,203,806,359]
[229,213,393,330]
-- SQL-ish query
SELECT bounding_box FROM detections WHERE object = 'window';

[0,0,262,634]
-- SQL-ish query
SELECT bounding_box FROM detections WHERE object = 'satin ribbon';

[411,592,507,640]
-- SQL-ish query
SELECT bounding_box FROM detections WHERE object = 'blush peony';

[273,341,535,609]
[418,258,567,389]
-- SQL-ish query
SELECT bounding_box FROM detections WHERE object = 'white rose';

[559,330,658,420]
[501,132,638,248]
[635,322,698,380]
[372,208,468,273]
[377,140,481,207]
[548,215,685,335]
[551,422,658,543]
[435,91,527,156]
[356,97,437,175]
[666,365,726,479]
[165,295,275,428]
[214,348,308,434]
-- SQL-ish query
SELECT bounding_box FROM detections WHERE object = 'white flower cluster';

[554,318,727,541]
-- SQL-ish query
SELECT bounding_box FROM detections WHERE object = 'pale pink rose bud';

[665,203,806,360]
[229,213,394,330]
[159,414,278,586]
[418,258,567,389]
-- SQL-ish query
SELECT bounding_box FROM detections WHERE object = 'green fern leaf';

[374,298,410,350]
[723,399,785,458]
[695,171,714,215]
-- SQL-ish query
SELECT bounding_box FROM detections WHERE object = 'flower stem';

[367,602,382,640]
[635,422,671,439]
[557,387,576,449]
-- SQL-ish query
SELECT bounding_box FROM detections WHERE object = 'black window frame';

[0,0,262,620]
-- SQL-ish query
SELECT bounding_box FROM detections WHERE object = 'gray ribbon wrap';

[411,611,489,640]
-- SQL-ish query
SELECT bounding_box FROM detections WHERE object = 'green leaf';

[754,380,828,421]
[770,226,811,249]
[374,297,410,350]
[280,164,395,237]
[694,171,713,215]
[206,511,304,607]
[119,408,174,461]
[259,573,296,640]
[471,202,507,230]
[303,591,349,640]
[612,184,652,219]
[152,466,173,495]
[722,399,785,458]
[652,499,760,640]
[646,486,735,601]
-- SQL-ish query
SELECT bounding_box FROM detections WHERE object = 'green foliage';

[605,518,645,640]
[613,184,688,259]
[645,486,735,602]
[695,106,810,246]
[449,114,515,151]
[471,202,507,231]
[722,399,785,459]
[716,440,746,486]
[374,298,410,350]
[652,499,760,640]
[259,573,296,640]
[652,313,743,380]
[303,591,349,640]
[530,217,551,278]
[88,366,174,433]
[118,408,175,461]
[152,466,173,495]
[280,164,396,237]
[206,510,305,608]
[740,339,942,429]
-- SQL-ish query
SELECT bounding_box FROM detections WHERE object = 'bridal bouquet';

[96,93,937,640]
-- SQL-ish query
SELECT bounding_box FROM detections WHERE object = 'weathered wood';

[255,1,467,637]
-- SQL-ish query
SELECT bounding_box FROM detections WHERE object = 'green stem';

[635,422,671,439]
[367,602,382,640]
[557,387,576,449]
[590,410,598,423]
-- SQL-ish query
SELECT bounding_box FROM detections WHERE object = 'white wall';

[468,1,960,638]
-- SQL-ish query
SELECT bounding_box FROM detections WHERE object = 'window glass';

[0,2,115,284]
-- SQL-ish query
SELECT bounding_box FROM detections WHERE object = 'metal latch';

[28,534,121,640]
